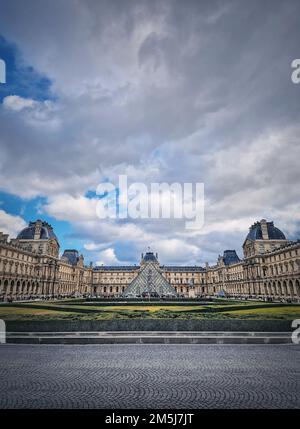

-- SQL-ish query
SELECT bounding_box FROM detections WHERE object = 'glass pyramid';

[123,262,177,297]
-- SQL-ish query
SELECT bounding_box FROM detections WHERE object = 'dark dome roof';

[142,252,157,262]
[246,221,286,241]
[17,221,57,240]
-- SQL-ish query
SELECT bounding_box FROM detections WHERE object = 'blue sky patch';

[0,35,53,102]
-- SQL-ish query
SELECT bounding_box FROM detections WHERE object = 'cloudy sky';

[0,0,299,266]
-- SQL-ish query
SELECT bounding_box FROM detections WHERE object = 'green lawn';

[0,300,299,321]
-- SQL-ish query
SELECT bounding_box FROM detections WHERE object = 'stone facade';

[0,218,299,301]
[0,221,92,301]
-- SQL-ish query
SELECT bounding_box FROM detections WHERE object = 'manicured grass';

[0,306,80,321]
[0,300,299,322]
[222,306,300,320]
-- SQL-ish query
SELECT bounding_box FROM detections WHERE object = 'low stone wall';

[6,319,292,332]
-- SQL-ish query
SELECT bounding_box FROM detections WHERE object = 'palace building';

[0,218,299,301]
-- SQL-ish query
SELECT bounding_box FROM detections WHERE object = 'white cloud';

[96,248,122,265]
[84,242,106,251]
[42,194,98,222]
[3,95,61,130]
[3,95,36,111]
[154,239,200,265]
[0,209,26,237]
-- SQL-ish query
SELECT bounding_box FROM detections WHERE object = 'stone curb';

[5,331,292,344]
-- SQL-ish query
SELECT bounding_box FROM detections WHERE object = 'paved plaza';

[0,344,299,409]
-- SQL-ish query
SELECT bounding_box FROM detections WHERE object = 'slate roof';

[17,220,58,240]
[61,249,79,265]
[222,250,241,265]
[246,221,286,241]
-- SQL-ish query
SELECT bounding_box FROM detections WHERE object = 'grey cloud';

[0,0,299,262]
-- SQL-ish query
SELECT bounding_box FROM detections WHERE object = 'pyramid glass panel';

[123,262,177,297]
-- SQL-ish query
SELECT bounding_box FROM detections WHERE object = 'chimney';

[0,233,9,243]
[34,220,42,240]
[260,219,269,240]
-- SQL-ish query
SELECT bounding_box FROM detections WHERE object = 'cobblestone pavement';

[0,344,299,409]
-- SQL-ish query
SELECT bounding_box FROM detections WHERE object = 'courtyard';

[0,344,299,409]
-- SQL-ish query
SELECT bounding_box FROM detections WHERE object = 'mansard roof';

[223,250,241,265]
[17,220,58,241]
[61,249,79,265]
[142,252,158,262]
[246,220,286,241]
